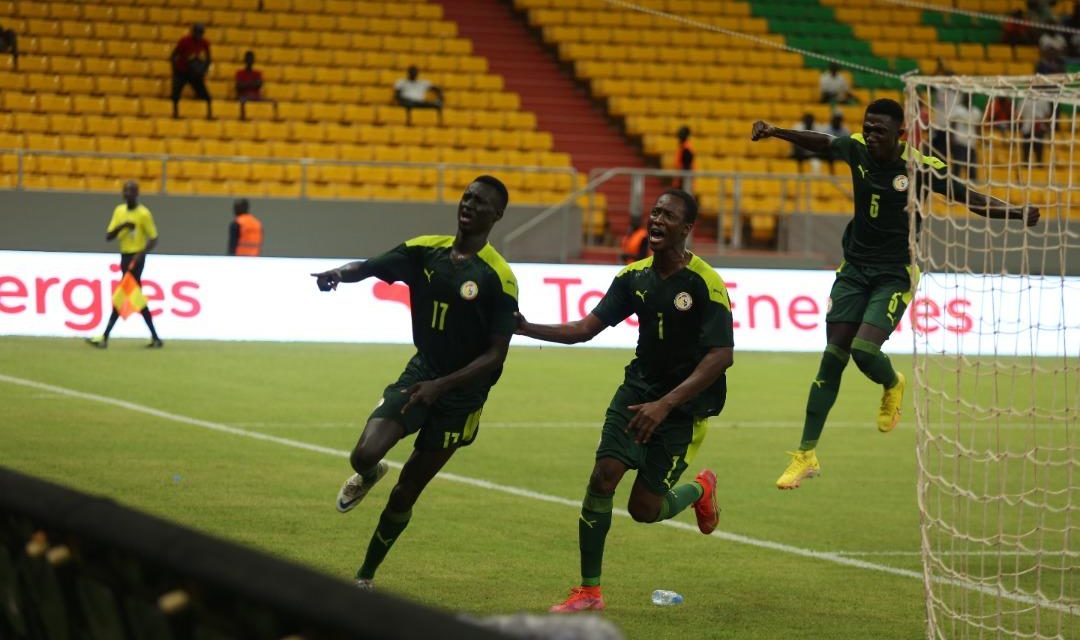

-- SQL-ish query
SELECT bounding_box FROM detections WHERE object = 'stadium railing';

[0,147,580,204]
[0,465,515,640]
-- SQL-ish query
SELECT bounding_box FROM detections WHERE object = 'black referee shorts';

[119,253,145,283]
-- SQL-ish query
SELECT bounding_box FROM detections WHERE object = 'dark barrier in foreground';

[0,466,512,640]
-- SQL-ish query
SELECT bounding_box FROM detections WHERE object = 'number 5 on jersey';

[431,300,449,330]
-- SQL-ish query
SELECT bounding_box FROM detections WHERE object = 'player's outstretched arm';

[310,260,376,291]
[960,188,1040,227]
[626,347,734,444]
[514,312,607,345]
[401,334,512,413]
[751,120,833,153]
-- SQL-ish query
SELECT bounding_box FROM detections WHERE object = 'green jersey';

[830,133,960,265]
[365,235,519,403]
[591,254,734,417]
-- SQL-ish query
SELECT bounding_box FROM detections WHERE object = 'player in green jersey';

[751,99,1040,489]
[311,176,519,588]
[517,189,734,612]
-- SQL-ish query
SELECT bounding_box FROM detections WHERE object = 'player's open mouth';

[648,226,665,242]
[459,210,475,224]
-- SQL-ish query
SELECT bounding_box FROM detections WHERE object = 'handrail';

[501,167,622,262]
[0,147,578,203]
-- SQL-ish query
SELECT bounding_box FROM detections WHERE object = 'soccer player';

[310,176,517,589]
[516,189,733,612]
[86,180,163,349]
[751,99,1040,490]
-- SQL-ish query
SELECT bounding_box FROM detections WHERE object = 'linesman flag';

[112,272,148,319]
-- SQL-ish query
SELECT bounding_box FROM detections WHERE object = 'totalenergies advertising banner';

[0,251,1076,356]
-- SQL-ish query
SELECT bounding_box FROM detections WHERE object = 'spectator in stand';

[171,23,212,120]
[792,112,825,172]
[394,65,443,125]
[1003,10,1032,46]
[982,95,1014,132]
[1027,0,1056,24]
[1036,31,1066,74]
[823,111,851,172]
[0,22,18,69]
[235,50,276,120]
[619,216,649,265]
[1019,97,1054,164]
[1066,4,1080,55]
[673,125,695,192]
[819,63,855,105]
[228,198,264,256]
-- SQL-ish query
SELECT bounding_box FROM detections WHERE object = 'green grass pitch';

[1,337,1075,639]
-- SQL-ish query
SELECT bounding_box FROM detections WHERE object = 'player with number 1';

[311,176,518,589]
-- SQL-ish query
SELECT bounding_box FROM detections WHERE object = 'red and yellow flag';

[112,272,148,319]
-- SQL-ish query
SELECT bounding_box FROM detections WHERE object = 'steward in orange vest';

[228,198,263,256]
[674,125,695,191]
[619,218,650,264]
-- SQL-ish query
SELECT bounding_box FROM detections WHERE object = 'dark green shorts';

[826,260,920,332]
[595,381,709,495]
[368,358,483,452]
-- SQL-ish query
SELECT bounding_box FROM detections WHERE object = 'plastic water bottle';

[650,590,684,606]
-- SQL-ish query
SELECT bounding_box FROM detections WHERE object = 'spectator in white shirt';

[394,65,444,125]
[819,63,855,104]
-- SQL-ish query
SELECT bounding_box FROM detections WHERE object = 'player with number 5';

[516,189,734,612]
[311,176,518,589]
[751,99,1039,490]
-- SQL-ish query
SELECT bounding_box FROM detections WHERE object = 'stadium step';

[434,0,667,244]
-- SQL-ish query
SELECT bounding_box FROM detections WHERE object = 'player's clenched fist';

[750,120,775,141]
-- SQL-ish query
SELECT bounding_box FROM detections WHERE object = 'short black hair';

[472,175,509,211]
[865,98,905,125]
[660,188,698,224]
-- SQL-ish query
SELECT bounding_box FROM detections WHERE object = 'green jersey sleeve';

[364,243,417,285]
[829,135,854,165]
[591,272,634,327]
[488,269,519,336]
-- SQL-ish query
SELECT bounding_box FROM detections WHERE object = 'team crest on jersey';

[892,174,909,192]
[674,292,693,311]
[459,280,479,300]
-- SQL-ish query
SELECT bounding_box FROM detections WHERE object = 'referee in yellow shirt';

[86,181,164,348]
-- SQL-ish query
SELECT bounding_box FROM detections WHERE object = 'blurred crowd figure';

[0,21,17,69]
[395,65,444,125]
[171,23,212,119]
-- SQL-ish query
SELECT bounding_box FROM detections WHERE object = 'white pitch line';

[835,551,1080,558]
[1,372,1076,616]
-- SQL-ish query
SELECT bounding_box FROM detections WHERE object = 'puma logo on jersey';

[857,165,868,179]
[423,268,434,282]
[635,290,647,301]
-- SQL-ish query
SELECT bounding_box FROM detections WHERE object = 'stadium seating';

[0,0,604,215]
[513,0,1077,242]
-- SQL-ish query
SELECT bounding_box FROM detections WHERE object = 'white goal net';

[906,74,1080,638]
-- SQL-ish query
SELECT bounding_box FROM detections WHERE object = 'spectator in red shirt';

[235,50,276,120]
[171,23,212,119]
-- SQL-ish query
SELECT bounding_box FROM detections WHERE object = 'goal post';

[905,73,1080,638]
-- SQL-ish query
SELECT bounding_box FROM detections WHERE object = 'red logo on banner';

[373,281,410,310]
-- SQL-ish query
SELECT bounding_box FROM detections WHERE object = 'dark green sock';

[800,344,850,450]
[850,337,898,388]
[357,508,412,580]
[578,490,613,587]
[655,482,704,522]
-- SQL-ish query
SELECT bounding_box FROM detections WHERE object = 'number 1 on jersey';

[431,300,449,330]
[657,312,664,340]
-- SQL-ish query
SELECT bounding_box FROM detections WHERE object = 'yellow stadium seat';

[256,122,290,141]
[4,92,36,112]
[310,103,345,123]
[15,114,48,134]
[202,140,236,157]
[277,102,311,122]
[107,96,141,117]
[96,77,131,96]
[217,162,250,181]
[38,94,71,114]
[302,143,338,160]
[270,141,304,158]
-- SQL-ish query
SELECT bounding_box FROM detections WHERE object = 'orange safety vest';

[621,227,649,264]
[674,140,695,171]
[235,213,263,256]
[674,140,695,189]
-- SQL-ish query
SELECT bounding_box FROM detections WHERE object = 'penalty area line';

[1,372,1075,616]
